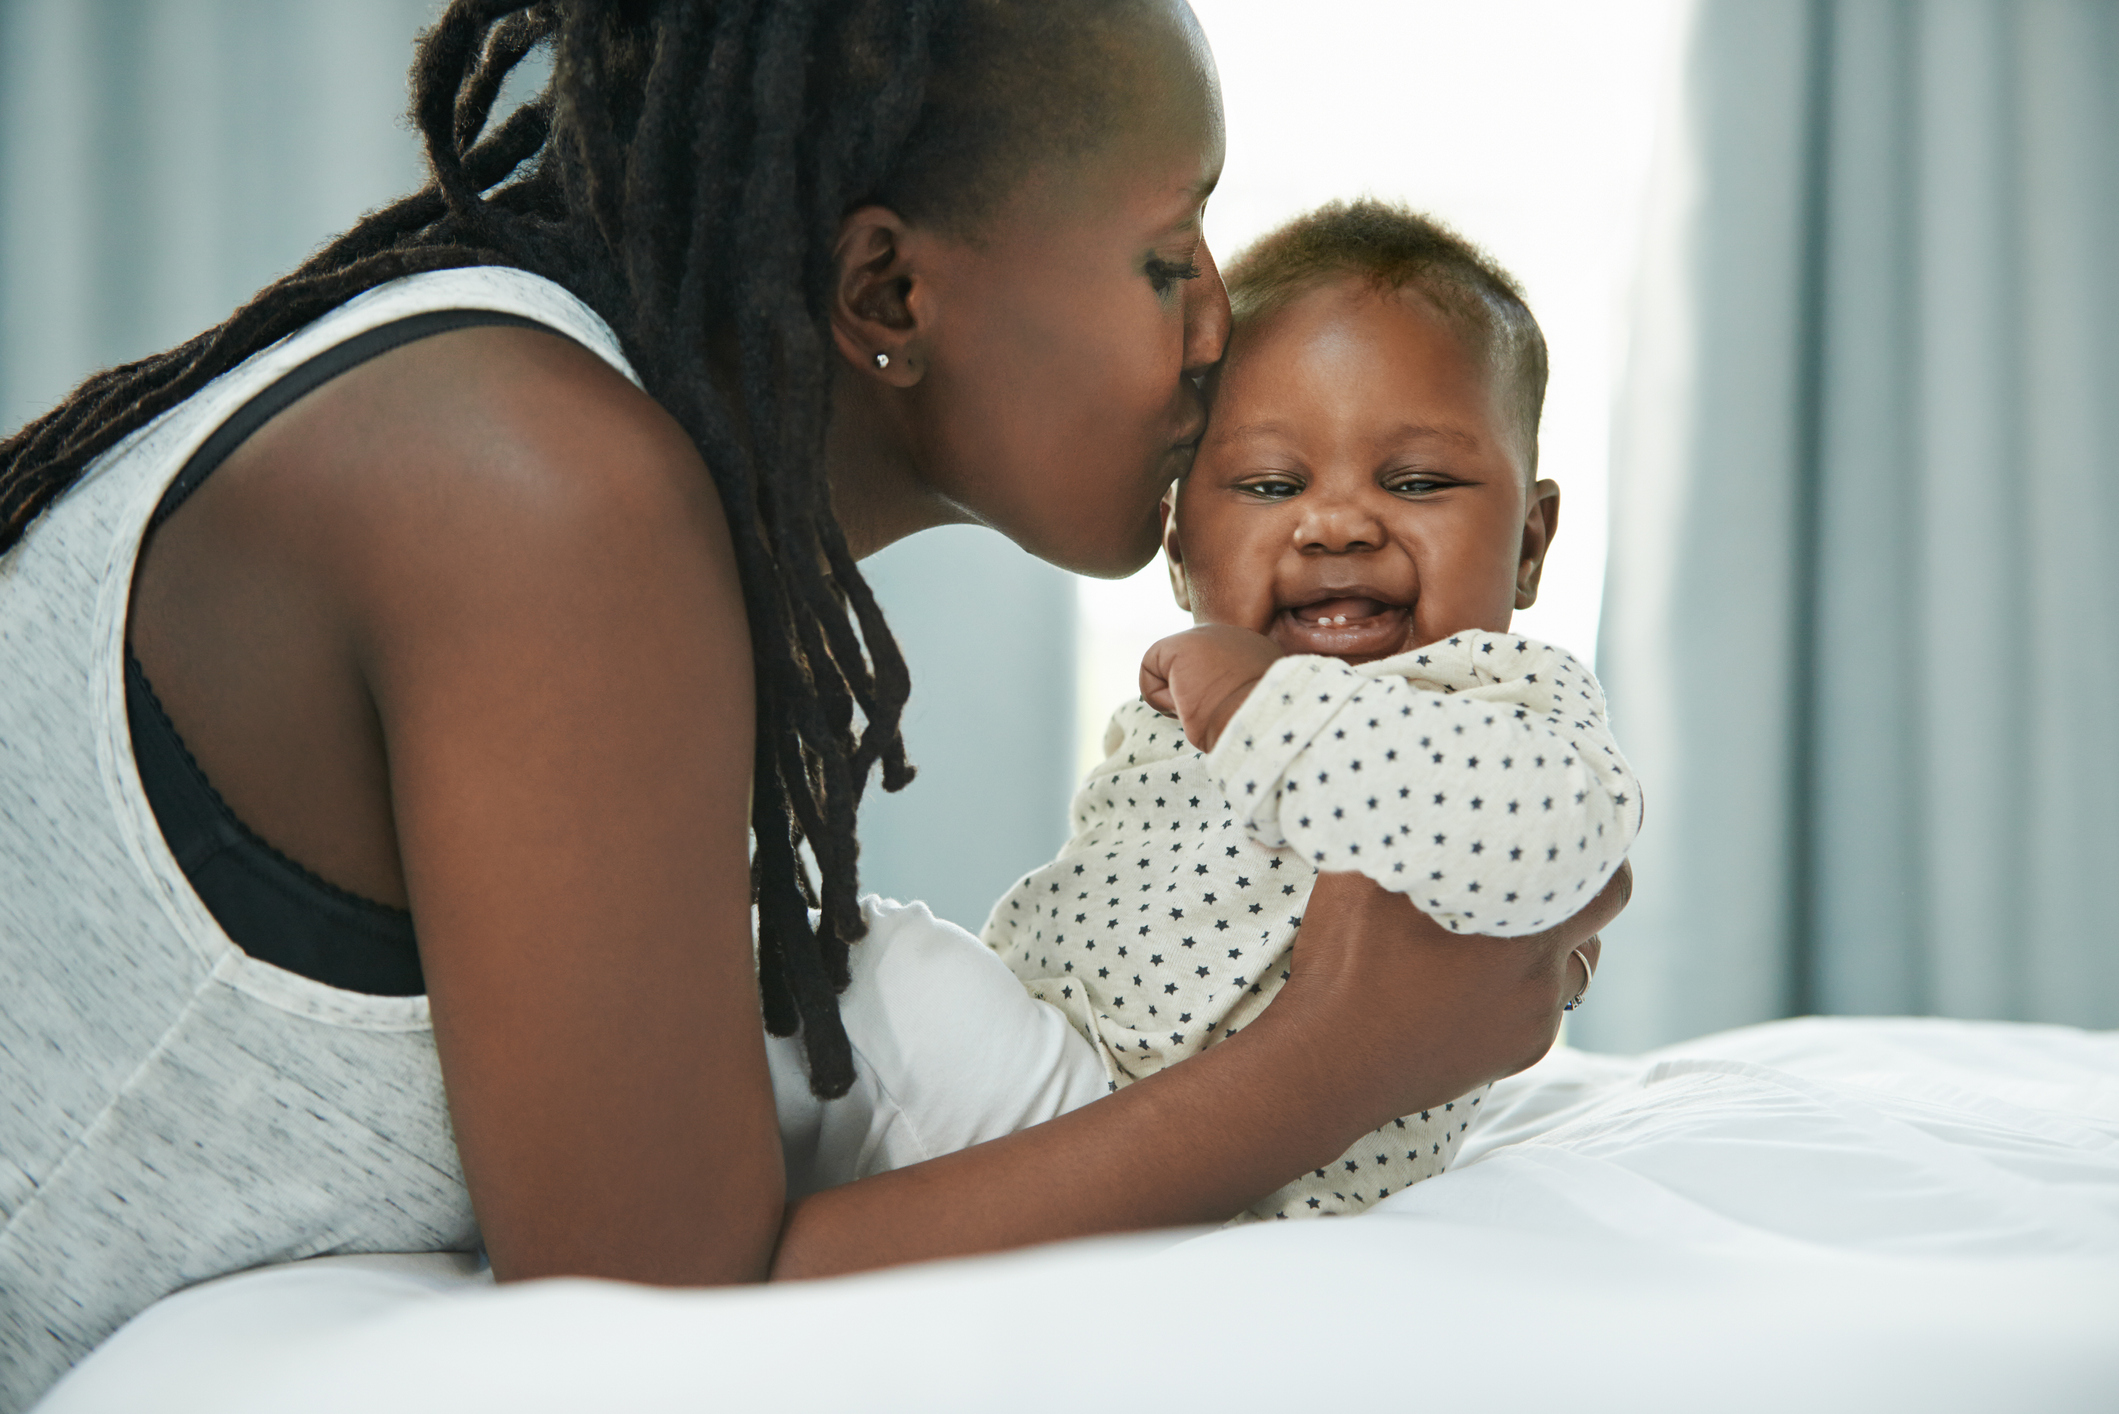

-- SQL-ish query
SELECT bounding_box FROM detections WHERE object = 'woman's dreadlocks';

[0,0,1146,1097]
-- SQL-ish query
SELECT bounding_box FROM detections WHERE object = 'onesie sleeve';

[1204,631,1641,936]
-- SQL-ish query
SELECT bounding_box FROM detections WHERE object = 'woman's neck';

[825,363,974,561]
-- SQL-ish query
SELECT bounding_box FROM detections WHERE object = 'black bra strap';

[133,305,573,995]
[152,307,556,529]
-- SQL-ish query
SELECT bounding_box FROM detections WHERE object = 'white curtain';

[1583,0,2119,1051]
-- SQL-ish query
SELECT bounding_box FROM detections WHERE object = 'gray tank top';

[0,268,640,1411]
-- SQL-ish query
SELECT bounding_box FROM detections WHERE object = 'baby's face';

[1164,275,1556,663]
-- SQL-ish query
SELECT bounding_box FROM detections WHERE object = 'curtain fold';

[1585,0,2119,1051]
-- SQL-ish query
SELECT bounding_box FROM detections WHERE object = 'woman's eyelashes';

[1145,253,1203,295]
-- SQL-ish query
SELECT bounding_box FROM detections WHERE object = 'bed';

[37,1016,2119,1413]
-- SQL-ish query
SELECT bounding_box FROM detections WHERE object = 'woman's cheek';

[1093,342,1174,461]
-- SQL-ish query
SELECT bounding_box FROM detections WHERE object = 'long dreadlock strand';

[826,536,915,789]
[615,3,711,327]
[455,10,555,152]
[671,0,761,344]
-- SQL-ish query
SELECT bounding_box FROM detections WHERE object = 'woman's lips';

[1271,596,1412,659]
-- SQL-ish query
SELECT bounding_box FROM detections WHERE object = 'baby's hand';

[1140,626,1286,753]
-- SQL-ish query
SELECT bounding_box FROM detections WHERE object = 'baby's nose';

[1295,497,1387,554]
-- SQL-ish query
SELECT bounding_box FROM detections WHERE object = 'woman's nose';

[1294,493,1387,554]
[1182,242,1231,375]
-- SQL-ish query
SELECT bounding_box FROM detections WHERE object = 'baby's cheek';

[1411,581,1512,645]
[1455,533,1530,622]
[1192,579,1277,637]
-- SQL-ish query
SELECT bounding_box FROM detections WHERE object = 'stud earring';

[873,352,891,370]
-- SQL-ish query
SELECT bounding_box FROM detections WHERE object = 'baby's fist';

[1140,626,1286,753]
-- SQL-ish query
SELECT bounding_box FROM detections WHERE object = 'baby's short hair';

[1223,199,1548,473]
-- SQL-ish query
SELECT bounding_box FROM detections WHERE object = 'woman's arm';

[771,862,1625,1279]
[213,328,787,1285]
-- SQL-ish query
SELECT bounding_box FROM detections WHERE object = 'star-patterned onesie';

[981,630,1641,1221]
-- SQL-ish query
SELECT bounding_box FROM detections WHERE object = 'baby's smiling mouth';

[1272,594,1413,660]
[1291,596,1390,626]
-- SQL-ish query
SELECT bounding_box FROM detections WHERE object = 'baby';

[980,199,1642,1220]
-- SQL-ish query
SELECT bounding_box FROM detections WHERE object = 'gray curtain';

[0,0,1077,933]
[1584,0,2119,1051]
[0,0,440,430]
[858,527,1077,932]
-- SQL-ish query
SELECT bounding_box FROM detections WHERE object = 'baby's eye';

[1386,475,1453,497]
[1237,477,1302,500]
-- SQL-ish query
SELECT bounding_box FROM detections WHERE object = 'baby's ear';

[1160,483,1193,612]
[1515,478,1562,609]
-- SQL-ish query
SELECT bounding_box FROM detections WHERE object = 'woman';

[0,1,1622,1406]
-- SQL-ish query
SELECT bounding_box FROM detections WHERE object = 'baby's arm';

[1150,627,1640,936]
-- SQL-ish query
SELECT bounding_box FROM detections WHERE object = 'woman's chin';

[1022,519,1165,580]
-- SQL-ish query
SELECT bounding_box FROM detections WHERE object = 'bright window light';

[1075,0,1687,774]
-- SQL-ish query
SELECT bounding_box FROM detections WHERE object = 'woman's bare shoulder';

[264,323,717,567]
[208,319,748,691]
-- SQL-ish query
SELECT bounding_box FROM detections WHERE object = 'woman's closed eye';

[1145,254,1203,295]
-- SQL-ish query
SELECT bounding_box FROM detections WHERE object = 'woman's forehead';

[969,0,1222,229]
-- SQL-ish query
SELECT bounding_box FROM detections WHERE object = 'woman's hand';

[1139,624,1285,752]
[1272,861,1630,1133]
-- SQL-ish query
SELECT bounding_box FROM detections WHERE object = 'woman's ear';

[1161,483,1194,612]
[831,205,927,386]
[1515,478,1561,609]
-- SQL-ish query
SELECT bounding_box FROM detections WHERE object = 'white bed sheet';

[37,1016,2119,1414]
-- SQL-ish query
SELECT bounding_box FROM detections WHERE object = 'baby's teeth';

[1332,614,1347,625]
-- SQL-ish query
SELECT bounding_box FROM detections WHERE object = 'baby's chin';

[1267,597,1418,663]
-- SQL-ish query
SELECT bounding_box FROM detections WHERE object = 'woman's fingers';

[1524,861,1628,962]
[1564,938,1597,1006]
[1517,863,1624,1016]
[1590,859,1632,930]
[1270,861,1633,1127]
